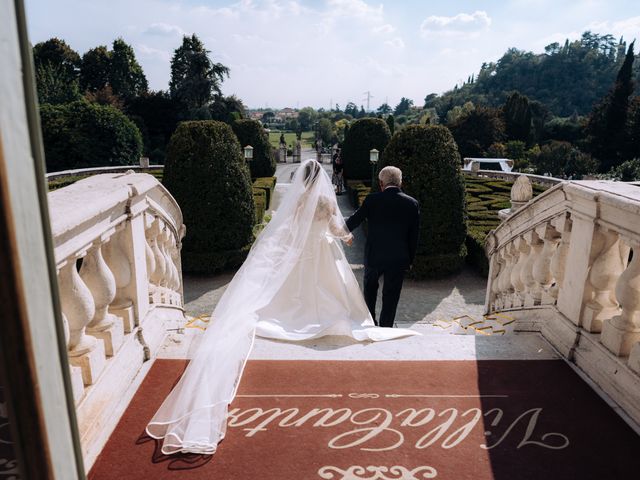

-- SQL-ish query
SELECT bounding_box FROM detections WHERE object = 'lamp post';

[244,145,254,176]
[369,148,379,188]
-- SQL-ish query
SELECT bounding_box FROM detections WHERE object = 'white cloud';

[588,16,640,41]
[373,23,395,34]
[420,10,491,37]
[385,37,405,49]
[143,22,184,37]
[135,43,172,61]
[326,0,383,23]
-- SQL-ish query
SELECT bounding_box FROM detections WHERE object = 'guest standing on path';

[346,166,420,327]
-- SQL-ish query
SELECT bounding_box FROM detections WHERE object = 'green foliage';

[586,41,636,172]
[503,91,532,142]
[386,114,395,134]
[542,116,585,144]
[627,97,640,161]
[126,91,180,159]
[530,140,598,178]
[40,100,142,171]
[80,46,111,93]
[210,95,246,122]
[162,121,254,273]
[610,158,640,181]
[318,118,335,145]
[232,120,276,178]
[378,125,467,278]
[253,188,267,223]
[252,177,277,209]
[109,39,148,101]
[170,34,230,113]
[424,32,635,118]
[394,97,414,116]
[297,107,318,131]
[342,118,391,180]
[450,107,505,159]
[33,38,81,104]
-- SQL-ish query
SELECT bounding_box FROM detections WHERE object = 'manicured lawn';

[268,131,314,149]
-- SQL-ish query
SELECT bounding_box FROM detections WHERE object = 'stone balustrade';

[48,171,186,466]
[485,180,640,425]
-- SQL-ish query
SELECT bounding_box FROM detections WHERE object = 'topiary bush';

[378,124,467,278]
[40,100,142,171]
[342,118,391,180]
[163,121,255,273]
[232,119,276,178]
[252,176,277,209]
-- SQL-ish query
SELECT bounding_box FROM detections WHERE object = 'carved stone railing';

[485,180,640,425]
[48,171,186,467]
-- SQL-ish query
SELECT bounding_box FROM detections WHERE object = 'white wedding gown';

[147,160,418,455]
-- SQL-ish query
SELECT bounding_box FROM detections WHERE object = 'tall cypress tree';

[587,41,635,172]
[503,91,532,142]
[109,38,148,101]
[80,46,111,93]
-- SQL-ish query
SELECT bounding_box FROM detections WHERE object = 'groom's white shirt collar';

[383,185,400,191]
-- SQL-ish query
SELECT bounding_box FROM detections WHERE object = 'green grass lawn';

[268,131,314,149]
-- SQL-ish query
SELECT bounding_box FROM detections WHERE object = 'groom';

[346,166,420,327]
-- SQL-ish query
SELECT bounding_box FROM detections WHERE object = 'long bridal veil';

[147,160,355,454]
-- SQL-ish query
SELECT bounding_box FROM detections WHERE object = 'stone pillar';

[523,231,543,307]
[533,223,561,304]
[279,146,287,164]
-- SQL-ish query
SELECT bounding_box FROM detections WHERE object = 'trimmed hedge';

[252,176,277,209]
[232,119,276,178]
[342,118,391,180]
[378,125,467,278]
[40,100,142,171]
[163,120,255,273]
[253,188,267,223]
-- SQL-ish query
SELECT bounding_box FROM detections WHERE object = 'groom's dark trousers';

[346,186,420,328]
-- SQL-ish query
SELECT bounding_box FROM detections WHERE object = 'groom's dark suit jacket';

[346,187,420,270]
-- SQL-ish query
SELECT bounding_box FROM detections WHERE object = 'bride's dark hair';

[303,160,321,187]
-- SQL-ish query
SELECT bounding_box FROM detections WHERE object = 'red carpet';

[90,360,639,480]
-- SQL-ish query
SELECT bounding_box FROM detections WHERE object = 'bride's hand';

[344,234,354,246]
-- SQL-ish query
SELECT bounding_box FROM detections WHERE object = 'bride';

[147,160,419,455]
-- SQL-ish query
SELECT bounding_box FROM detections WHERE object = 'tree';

[170,34,229,112]
[317,118,335,145]
[586,41,635,172]
[209,94,246,122]
[449,107,505,159]
[33,38,81,104]
[163,121,254,273]
[377,125,467,278]
[108,38,148,101]
[503,91,532,142]
[341,118,391,180]
[80,46,111,93]
[40,100,142,171]
[344,102,358,118]
[261,111,275,123]
[626,97,640,161]
[529,141,597,178]
[126,90,180,160]
[377,103,392,115]
[394,97,413,116]
[386,114,395,135]
[231,119,276,178]
[297,107,317,131]
[35,62,81,105]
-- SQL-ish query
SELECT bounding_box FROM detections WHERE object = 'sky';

[25,0,640,110]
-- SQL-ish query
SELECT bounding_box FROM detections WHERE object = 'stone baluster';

[602,240,640,356]
[148,218,166,305]
[62,312,85,404]
[532,223,561,304]
[510,237,528,308]
[522,231,543,307]
[581,228,628,332]
[547,216,572,304]
[80,242,124,357]
[145,215,156,284]
[499,246,515,309]
[103,227,136,333]
[58,258,105,385]
[491,253,504,311]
